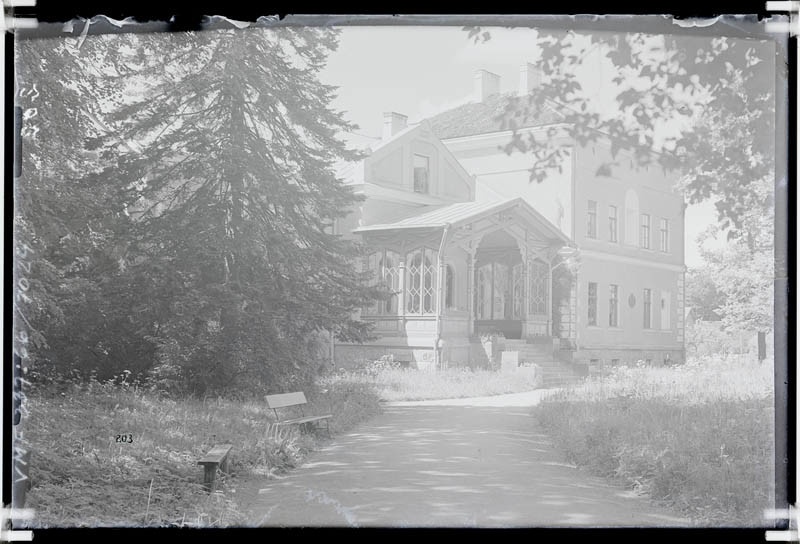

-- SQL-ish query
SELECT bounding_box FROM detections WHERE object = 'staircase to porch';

[502,339,584,388]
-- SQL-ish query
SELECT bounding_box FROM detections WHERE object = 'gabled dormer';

[334,112,478,234]
[361,113,476,205]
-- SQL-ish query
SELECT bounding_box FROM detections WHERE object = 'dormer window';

[413,154,430,194]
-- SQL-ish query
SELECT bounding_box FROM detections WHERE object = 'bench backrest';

[266,392,307,409]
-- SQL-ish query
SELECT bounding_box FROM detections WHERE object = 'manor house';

[333,65,686,371]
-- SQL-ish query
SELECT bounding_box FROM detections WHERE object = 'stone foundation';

[335,339,684,372]
[334,342,471,370]
[565,347,686,368]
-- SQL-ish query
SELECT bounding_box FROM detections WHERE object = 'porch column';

[398,257,406,320]
[547,256,554,336]
[519,242,528,338]
[434,228,451,369]
[435,249,447,322]
[467,246,476,336]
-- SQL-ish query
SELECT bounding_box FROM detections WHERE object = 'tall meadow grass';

[533,356,775,526]
[17,377,381,527]
[323,362,542,402]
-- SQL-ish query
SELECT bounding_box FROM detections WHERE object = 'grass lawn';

[322,363,542,402]
[16,379,381,527]
[532,355,775,526]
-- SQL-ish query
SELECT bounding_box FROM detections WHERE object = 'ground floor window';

[588,282,598,326]
[363,249,401,315]
[529,259,548,315]
[609,284,619,327]
[407,247,437,314]
[643,288,652,329]
[512,263,524,318]
[660,290,671,330]
[476,260,529,320]
[445,264,455,310]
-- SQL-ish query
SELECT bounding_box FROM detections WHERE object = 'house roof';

[426,93,567,140]
[354,197,571,245]
[426,91,676,162]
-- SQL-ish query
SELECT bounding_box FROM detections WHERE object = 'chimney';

[474,69,500,103]
[382,112,408,140]
[518,62,542,96]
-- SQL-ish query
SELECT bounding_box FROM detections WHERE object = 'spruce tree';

[17,26,380,394]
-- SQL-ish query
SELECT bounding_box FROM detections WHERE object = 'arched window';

[529,259,549,315]
[624,189,639,246]
[380,251,401,314]
[363,249,400,315]
[512,263,524,318]
[493,263,509,318]
[477,264,492,319]
[406,248,437,314]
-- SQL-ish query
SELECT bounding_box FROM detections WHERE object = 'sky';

[318,26,727,268]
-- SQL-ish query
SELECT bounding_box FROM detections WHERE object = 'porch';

[352,198,574,367]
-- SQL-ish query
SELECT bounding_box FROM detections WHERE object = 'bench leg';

[203,464,217,492]
[325,419,331,438]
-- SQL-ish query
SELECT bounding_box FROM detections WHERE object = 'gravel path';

[237,390,688,527]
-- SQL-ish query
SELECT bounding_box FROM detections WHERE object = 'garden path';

[238,391,689,527]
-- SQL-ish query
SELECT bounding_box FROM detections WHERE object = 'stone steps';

[521,359,584,388]
[503,346,553,358]
[537,365,584,387]
[500,339,582,387]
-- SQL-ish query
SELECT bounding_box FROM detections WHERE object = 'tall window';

[406,248,437,314]
[493,263,509,319]
[639,213,651,249]
[609,284,619,327]
[659,218,669,253]
[445,265,455,310]
[587,200,597,238]
[660,290,671,330]
[512,263,524,319]
[529,260,549,315]
[477,264,492,319]
[643,288,652,329]
[413,154,430,194]
[476,262,514,320]
[608,205,618,243]
[588,282,598,326]
[363,249,400,315]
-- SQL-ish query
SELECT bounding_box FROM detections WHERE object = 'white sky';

[319,26,726,267]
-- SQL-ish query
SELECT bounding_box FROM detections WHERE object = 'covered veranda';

[350,198,574,368]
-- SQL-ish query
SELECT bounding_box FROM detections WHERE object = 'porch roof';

[353,197,572,245]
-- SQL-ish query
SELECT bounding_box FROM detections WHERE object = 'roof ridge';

[425,92,566,140]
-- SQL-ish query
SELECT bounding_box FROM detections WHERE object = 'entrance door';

[475,260,524,339]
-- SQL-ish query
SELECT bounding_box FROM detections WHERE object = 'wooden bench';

[265,392,332,437]
[197,444,232,492]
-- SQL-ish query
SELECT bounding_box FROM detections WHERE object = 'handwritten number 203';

[115,434,133,444]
